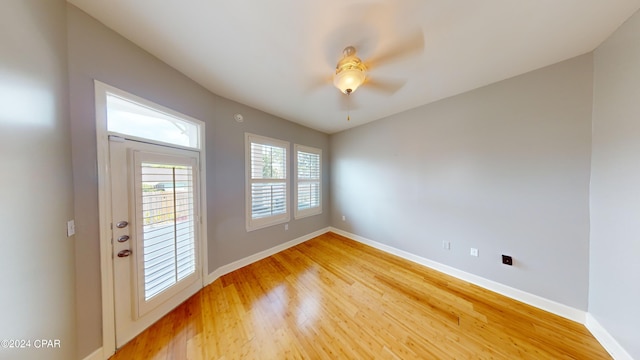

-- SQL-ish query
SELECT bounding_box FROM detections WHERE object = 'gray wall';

[4,2,636,358]
[0,1,77,359]
[330,54,593,310]
[67,5,329,358]
[590,10,640,359]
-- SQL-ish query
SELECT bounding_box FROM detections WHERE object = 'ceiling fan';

[327,30,424,120]
[332,30,424,97]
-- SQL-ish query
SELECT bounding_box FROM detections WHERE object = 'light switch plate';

[67,220,75,237]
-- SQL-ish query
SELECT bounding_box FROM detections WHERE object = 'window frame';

[105,90,202,150]
[294,144,322,219]
[245,133,290,231]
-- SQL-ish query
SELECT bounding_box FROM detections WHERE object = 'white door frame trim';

[94,80,208,358]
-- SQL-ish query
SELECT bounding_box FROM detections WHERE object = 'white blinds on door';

[139,162,196,301]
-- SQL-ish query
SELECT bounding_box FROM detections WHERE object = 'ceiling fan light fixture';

[334,67,366,94]
[333,46,366,94]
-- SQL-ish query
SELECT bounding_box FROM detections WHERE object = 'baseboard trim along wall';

[329,227,636,360]
[81,347,103,360]
[206,226,586,323]
[328,227,587,323]
[206,227,331,285]
[86,227,628,360]
[585,313,634,360]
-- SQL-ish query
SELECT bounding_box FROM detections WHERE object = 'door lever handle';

[117,249,132,257]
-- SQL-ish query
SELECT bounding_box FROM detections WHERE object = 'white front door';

[109,137,202,348]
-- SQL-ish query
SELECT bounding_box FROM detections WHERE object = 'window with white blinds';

[138,161,197,301]
[245,133,290,231]
[294,144,322,219]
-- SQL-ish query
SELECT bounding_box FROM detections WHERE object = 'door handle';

[117,249,132,257]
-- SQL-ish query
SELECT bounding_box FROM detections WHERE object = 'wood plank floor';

[110,232,610,359]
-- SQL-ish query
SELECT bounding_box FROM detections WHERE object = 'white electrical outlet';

[342,215,346,221]
[67,220,75,237]
[470,248,479,257]
[442,240,451,250]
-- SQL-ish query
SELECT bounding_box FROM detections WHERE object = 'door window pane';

[140,162,196,301]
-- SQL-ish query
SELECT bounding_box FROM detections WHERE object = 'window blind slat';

[297,151,320,180]
[250,143,286,180]
[140,161,197,301]
[295,146,321,217]
[297,181,320,210]
[246,134,290,230]
[251,182,287,219]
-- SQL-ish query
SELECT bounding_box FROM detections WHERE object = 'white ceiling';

[68,0,640,134]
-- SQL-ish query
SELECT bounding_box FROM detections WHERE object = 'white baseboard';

[81,347,103,360]
[207,227,330,285]
[86,227,630,360]
[82,228,330,360]
[329,227,586,324]
[585,313,633,360]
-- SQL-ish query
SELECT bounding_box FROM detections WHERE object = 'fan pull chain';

[347,92,351,121]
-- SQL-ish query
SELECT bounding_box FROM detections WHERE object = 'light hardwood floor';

[110,232,610,359]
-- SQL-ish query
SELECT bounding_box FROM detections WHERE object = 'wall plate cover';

[67,220,75,237]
